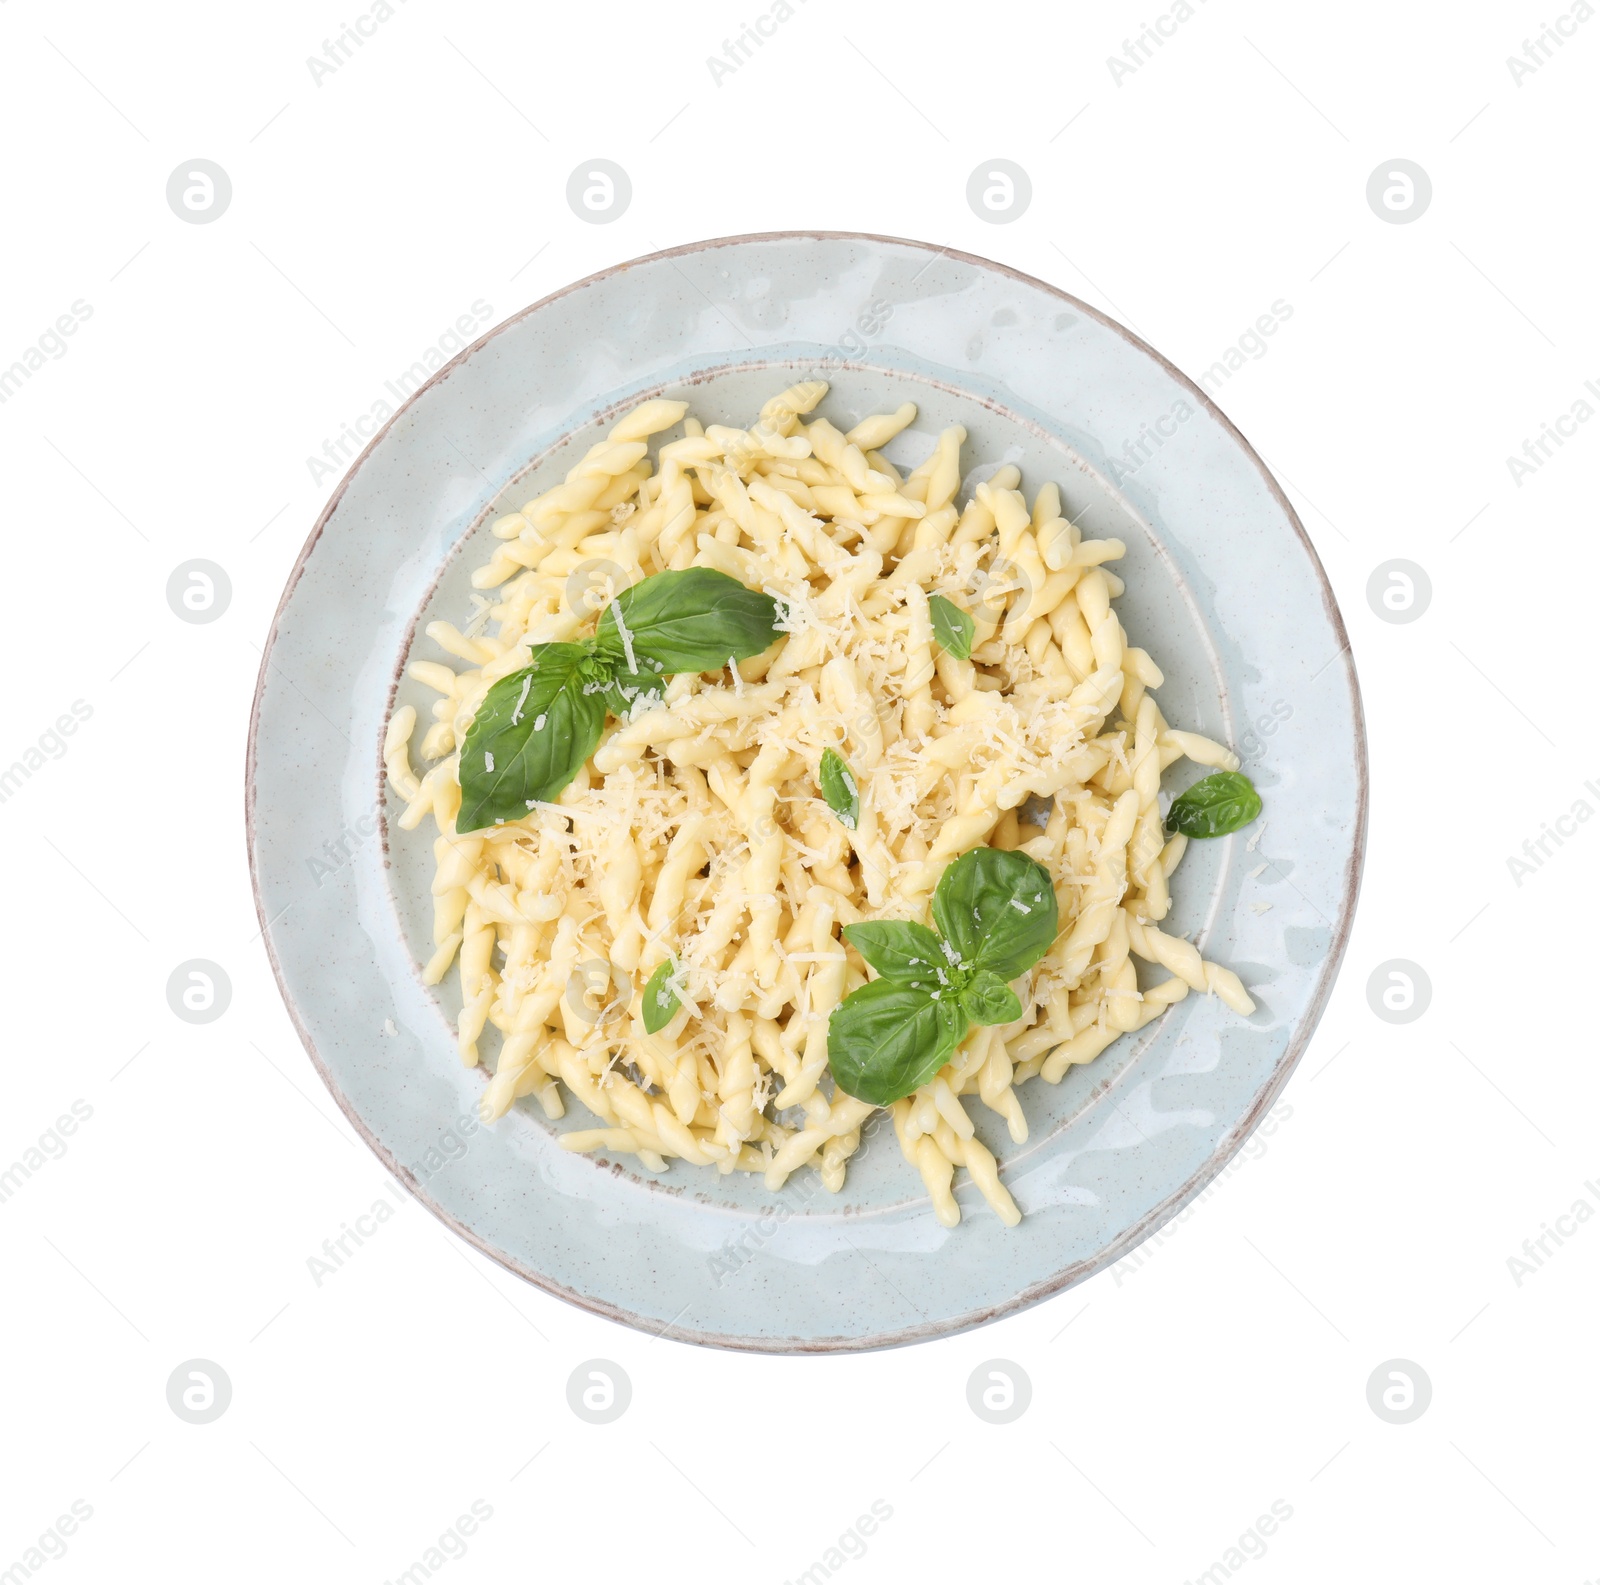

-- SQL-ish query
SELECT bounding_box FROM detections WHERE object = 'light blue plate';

[246,233,1366,1352]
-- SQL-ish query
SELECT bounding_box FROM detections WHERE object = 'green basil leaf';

[600,663,667,719]
[928,594,975,660]
[595,567,780,675]
[826,979,970,1106]
[960,970,1023,1027]
[841,920,949,989]
[1165,770,1262,839]
[640,959,681,1034]
[456,644,605,831]
[819,748,860,831]
[931,847,1059,980]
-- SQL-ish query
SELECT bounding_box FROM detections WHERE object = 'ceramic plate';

[246,232,1366,1352]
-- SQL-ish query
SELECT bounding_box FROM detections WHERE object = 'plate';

[246,232,1366,1352]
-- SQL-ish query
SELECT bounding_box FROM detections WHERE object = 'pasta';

[384,383,1254,1228]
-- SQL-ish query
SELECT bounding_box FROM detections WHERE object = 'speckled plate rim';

[245,230,1369,1352]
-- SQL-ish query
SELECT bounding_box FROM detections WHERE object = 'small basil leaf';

[595,567,780,675]
[601,662,667,718]
[640,960,681,1035]
[826,979,970,1106]
[819,748,860,830]
[960,970,1023,1027]
[931,847,1059,980]
[928,594,975,660]
[1165,770,1262,838]
[841,920,949,989]
[456,644,605,831]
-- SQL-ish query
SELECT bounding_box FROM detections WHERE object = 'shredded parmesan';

[384,383,1254,1229]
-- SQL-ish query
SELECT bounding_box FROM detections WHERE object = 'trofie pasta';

[384,383,1257,1228]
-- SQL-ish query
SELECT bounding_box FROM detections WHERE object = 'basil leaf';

[600,661,667,719]
[827,979,970,1106]
[931,847,1058,980]
[842,920,949,989]
[456,644,605,832]
[640,959,681,1034]
[819,748,859,831]
[960,970,1023,1027]
[1165,770,1262,838]
[595,567,780,675]
[928,594,975,660]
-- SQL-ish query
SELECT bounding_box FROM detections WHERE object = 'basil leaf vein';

[824,847,1059,1106]
[960,969,1023,1026]
[596,567,780,674]
[931,847,1058,980]
[1165,770,1262,839]
[641,959,682,1035]
[453,568,785,831]
[842,920,948,989]
[826,980,970,1107]
[819,748,860,831]
[928,594,975,660]
[457,644,604,831]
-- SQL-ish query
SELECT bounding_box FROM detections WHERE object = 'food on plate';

[383,382,1260,1227]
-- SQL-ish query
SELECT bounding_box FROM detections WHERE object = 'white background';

[2,0,1596,1580]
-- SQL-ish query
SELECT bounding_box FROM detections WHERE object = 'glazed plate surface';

[246,232,1366,1351]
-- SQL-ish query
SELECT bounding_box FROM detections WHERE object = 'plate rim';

[244,229,1369,1353]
